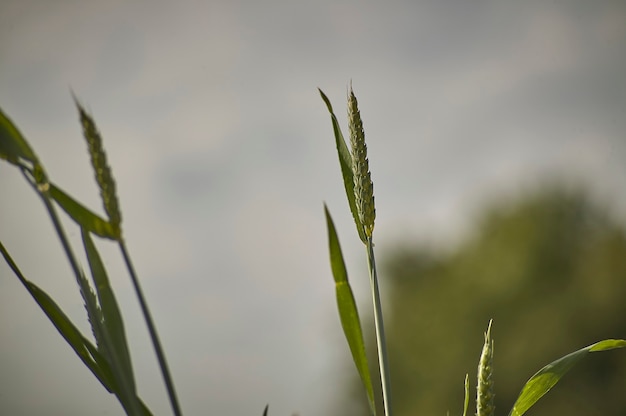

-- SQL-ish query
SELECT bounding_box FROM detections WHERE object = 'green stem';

[119,240,183,416]
[20,167,83,299]
[366,236,393,416]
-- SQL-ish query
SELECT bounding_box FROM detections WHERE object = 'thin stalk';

[33,187,83,290]
[119,240,183,416]
[366,236,393,416]
[20,166,83,291]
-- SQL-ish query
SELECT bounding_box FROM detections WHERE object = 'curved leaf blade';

[26,280,115,392]
[0,240,112,391]
[509,339,626,416]
[0,107,38,165]
[319,88,367,244]
[50,183,120,240]
[82,229,135,386]
[82,228,141,415]
[324,205,375,415]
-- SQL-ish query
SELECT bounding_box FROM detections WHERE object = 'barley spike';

[347,83,375,238]
[476,320,495,416]
[73,96,122,229]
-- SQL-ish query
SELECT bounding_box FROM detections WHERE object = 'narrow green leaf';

[509,339,626,416]
[49,183,120,240]
[82,228,142,415]
[324,205,376,415]
[138,399,155,416]
[325,204,348,286]
[0,107,38,166]
[319,88,367,244]
[262,404,269,416]
[336,283,376,415]
[1,241,154,415]
[27,280,116,391]
[83,340,117,391]
[0,240,113,391]
[82,228,135,388]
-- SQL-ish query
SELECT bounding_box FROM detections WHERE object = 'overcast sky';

[1,1,626,415]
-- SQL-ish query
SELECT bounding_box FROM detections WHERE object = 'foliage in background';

[334,188,626,415]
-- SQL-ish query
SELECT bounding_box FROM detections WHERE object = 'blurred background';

[1,1,626,415]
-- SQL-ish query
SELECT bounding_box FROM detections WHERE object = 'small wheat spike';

[73,95,122,229]
[347,83,375,239]
[476,319,495,416]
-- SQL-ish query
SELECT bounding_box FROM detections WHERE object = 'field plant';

[0,87,625,416]
[318,85,626,416]
[0,99,181,416]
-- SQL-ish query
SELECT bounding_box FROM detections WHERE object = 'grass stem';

[366,236,393,416]
[119,241,183,416]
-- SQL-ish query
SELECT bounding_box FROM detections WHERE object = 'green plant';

[1,86,625,416]
[320,85,390,416]
[319,85,626,416]
[0,101,181,416]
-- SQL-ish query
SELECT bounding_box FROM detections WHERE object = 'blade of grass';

[50,183,121,239]
[319,88,367,244]
[462,374,469,416]
[3,241,154,415]
[0,107,38,166]
[0,240,113,392]
[324,204,376,415]
[69,249,147,416]
[509,339,626,416]
[82,228,142,415]
[82,228,134,384]
[17,164,119,239]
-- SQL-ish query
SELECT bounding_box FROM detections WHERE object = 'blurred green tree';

[334,187,626,416]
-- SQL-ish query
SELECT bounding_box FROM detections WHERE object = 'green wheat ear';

[73,95,122,230]
[477,320,495,416]
[347,84,375,239]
